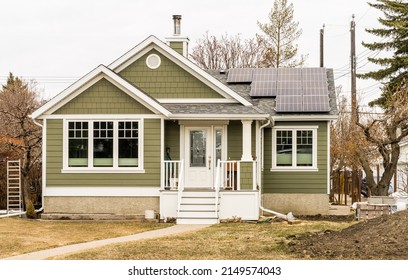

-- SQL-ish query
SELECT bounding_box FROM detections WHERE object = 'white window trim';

[271,125,318,172]
[62,119,144,173]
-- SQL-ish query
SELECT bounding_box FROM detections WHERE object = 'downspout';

[30,116,44,214]
[259,116,295,221]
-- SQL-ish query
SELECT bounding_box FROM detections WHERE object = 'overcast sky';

[1,0,384,104]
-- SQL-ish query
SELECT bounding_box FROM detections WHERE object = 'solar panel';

[277,80,302,95]
[227,68,253,83]
[250,80,278,97]
[303,95,330,112]
[301,68,328,96]
[279,68,302,81]
[276,68,301,96]
[252,68,278,81]
[276,94,303,112]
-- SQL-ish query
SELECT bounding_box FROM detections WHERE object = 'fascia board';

[272,115,338,121]
[169,114,269,120]
[31,65,107,119]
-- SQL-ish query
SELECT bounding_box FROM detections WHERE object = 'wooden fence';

[330,170,362,205]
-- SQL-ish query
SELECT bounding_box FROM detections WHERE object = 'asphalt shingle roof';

[161,68,338,117]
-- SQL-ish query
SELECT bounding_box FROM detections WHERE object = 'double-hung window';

[272,126,318,171]
[65,120,143,172]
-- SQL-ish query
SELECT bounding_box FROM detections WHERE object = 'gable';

[54,78,155,115]
[119,49,224,100]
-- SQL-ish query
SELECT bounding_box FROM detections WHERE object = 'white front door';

[185,127,213,187]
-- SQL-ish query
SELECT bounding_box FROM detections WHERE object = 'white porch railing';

[163,160,185,214]
[214,160,222,215]
[163,160,183,190]
[219,160,241,190]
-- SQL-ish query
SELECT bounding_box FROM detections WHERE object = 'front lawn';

[53,220,353,260]
[0,218,170,258]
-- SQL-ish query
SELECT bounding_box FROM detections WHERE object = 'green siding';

[169,42,184,55]
[46,118,161,187]
[54,78,154,115]
[262,121,328,194]
[240,162,254,190]
[119,50,224,99]
[164,120,180,160]
[252,122,256,158]
[227,120,242,160]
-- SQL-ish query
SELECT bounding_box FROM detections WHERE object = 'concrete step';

[177,217,219,225]
[182,191,216,198]
[177,210,218,218]
[181,197,217,204]
[179,203,218,211]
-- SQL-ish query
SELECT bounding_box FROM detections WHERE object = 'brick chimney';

[166,15,189,57]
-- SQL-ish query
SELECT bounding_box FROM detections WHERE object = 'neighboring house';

[32,17,337,224]
[374,139,408,193]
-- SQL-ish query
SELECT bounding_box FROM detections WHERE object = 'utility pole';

[350,15,357,123]
[320,24,325,67]
[350,14,359,203]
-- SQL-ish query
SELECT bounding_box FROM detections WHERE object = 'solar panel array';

[227,67,330,113]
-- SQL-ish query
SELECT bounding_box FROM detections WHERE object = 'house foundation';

[42,196,159,220]
[262,193,329,216]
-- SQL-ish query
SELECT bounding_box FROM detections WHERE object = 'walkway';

[3,224,209,260]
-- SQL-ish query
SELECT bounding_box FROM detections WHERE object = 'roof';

[32,35,337,121]
[205,68,338,119]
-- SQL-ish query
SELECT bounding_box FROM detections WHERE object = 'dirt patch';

[288,210,408,260]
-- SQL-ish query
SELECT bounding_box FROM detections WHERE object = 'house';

[31,16,337,224]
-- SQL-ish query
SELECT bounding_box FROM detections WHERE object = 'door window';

[190,130,206,167]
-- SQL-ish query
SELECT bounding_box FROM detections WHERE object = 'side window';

[273,127,317,170]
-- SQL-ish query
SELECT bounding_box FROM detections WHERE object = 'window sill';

[270,167,319,172]
[61,168,146,174]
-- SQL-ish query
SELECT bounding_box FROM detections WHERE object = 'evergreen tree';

[360,0,408,107]
[257,0,307,67]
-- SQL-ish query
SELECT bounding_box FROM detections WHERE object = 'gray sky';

[1,0,383,104]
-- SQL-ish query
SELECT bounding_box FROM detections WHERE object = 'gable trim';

[108,35,252,106]
[32,65,171,119]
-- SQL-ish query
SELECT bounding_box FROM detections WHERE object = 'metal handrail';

[214,159,221,216]
[177,160,184,214]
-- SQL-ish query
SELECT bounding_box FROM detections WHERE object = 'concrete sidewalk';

[3,224,209,260]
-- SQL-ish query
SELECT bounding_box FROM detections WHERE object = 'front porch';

[160,160,260,224]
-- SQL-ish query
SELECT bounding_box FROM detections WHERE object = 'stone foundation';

[43,196,159,220]
[262,193,329,215]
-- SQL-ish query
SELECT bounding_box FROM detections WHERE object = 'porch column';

[241,120,253,161]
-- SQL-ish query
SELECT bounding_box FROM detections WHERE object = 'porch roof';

[161,103,264,115]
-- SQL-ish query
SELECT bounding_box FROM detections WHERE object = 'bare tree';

[190,32,265,70]
[0,73,43,208]
[257,0,307,67]
[356,85,408,196]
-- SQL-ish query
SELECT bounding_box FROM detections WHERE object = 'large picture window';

[272,127,317,171]
[66,120,142,171]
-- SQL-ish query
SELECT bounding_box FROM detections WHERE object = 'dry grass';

[54,220,353,260]
[0,218,170,258]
